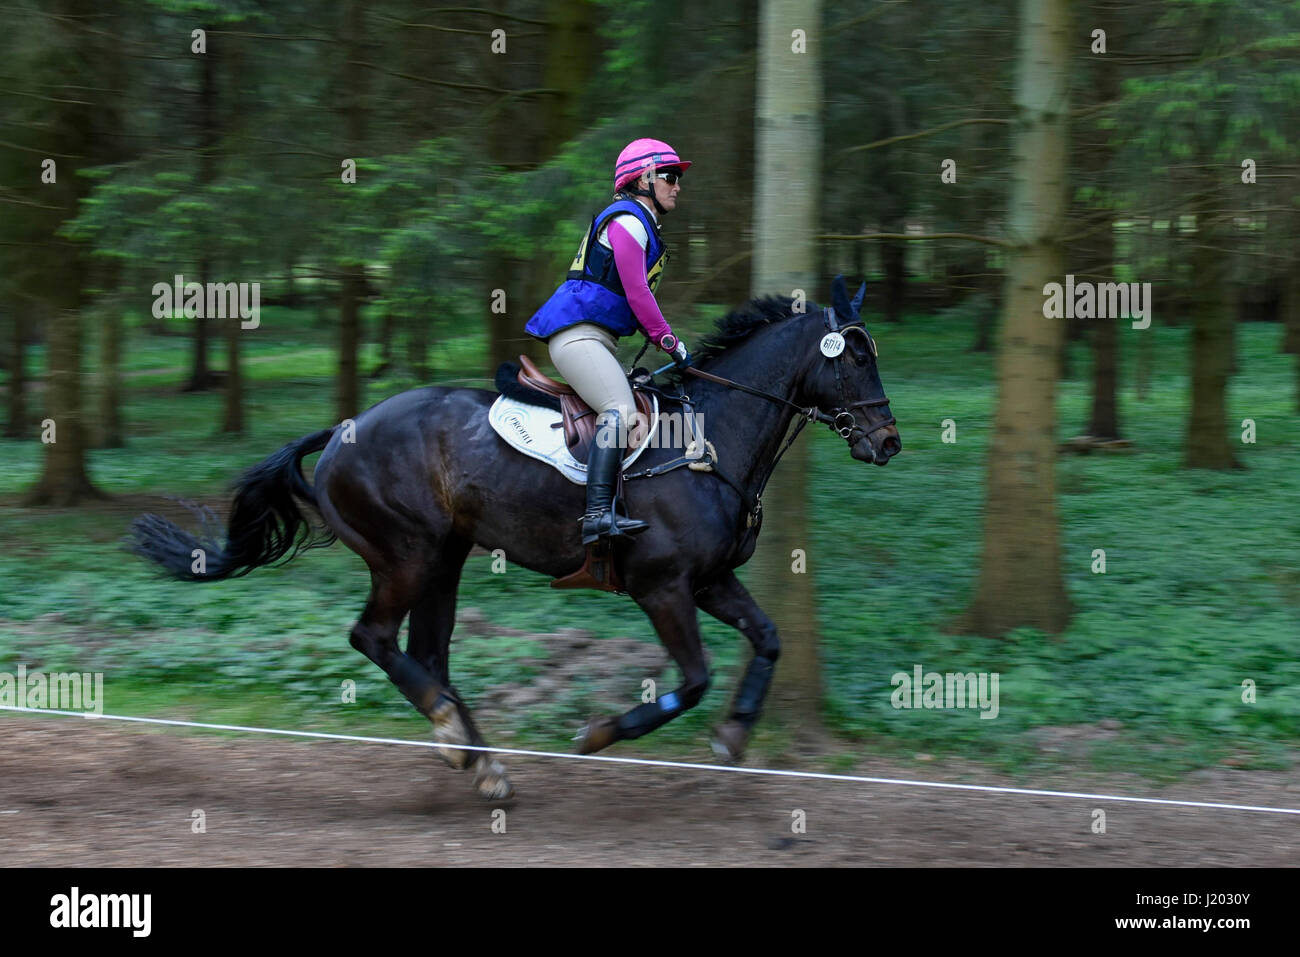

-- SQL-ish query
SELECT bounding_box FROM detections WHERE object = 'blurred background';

[0,0,1297,780]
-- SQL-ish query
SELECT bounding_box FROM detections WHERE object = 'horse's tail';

[129,427,338,582]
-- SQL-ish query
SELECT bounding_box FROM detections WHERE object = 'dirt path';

[1,718,1296,866]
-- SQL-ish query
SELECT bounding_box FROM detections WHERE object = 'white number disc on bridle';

[820,332,846,358]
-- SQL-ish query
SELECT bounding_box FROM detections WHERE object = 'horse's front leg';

[692,570,780,761]
[575,578,711,754]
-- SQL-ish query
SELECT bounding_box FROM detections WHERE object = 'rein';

[629,307,894,527]
[681,307,895,441]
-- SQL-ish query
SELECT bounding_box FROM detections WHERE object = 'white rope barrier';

[4,704,1298,816]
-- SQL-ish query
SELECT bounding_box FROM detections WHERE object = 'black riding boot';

[581,410,649,545]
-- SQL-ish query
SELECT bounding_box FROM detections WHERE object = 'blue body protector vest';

[525,199,667,340]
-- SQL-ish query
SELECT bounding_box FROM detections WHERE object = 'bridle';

[818,306,896,440]
[681,306,895,445]
[632,305,896,527]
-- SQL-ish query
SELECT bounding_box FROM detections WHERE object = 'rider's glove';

[660,333,692,368]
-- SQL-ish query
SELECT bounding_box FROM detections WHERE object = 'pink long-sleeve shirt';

[606,217,675,346]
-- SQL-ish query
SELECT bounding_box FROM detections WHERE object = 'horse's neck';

[691,323,804,499]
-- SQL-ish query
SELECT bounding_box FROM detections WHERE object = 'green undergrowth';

[1,307,1298,780]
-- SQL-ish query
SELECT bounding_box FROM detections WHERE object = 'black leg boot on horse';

[581,409,649,545]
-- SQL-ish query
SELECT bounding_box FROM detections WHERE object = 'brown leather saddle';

[514,355,655,595]
[516,355,654,463]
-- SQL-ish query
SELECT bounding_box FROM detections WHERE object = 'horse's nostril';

[883,437,901,456]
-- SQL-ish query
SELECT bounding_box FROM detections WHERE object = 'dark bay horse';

[131,277,900,800]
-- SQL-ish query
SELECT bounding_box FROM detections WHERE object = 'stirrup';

[581,508,649,546]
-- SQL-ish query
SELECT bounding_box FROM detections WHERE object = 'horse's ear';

[850,280,867,316]
[831,274,852,319]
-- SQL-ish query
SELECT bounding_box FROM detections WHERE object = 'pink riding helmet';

[613,138,693,192]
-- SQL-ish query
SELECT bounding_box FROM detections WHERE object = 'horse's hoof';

[574,716,620,755]
[710,720,749,762]
[473,756,515,801]
[430,698,473,771]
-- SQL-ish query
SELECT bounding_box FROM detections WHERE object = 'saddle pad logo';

[504,413,534,446]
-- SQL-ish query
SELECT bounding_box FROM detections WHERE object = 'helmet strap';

[623,177,667,217]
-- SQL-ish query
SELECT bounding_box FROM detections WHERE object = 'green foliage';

[8,0,1300,779]
[3,306,1298,776]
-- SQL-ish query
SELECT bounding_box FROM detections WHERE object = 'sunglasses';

[654,171,683,185]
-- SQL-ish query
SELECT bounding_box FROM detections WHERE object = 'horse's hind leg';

[693,570,780,761]
[406,538,514,801]
[575,578,711,754]
[347,567,464,758]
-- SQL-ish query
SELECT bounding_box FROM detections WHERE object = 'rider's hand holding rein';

[661,333,691,369]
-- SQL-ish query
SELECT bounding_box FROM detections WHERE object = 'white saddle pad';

[488,392,658,485]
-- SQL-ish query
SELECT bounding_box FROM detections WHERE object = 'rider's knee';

[597,404,641,445]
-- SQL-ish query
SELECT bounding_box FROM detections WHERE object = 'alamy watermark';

[890,664,999,719]
[152,274,260,329]
[596,410,706,455]
[50,887,150,937]
[0,664,103,715]
[1042,275,1151,329]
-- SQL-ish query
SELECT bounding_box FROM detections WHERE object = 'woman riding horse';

[525,138,693,546]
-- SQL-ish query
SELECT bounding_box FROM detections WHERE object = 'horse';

[130,276,901,800]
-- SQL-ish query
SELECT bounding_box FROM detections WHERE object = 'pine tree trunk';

[3,306,26,439]
[185,40,218,392]
[881,240,905,323]
[1086,223,1121,439]
[25,0,104,504]
[99,300,125,448]
[965,0,1072,637]
[1281,221,1300,411]
[483,36,533,377]
[754,439,820,717]
[1135,326,1152,401]
[220,36,246,435]
[750,0,823,726]
[1088,300,1121,438]
[701,37,757,307]
[492,0,593,375]
[27,304,101,505]
[220,287,244,433]
[972,301,996,352]
[1283,264,1300,355]
[1185,214,1240,469]
[540,0,594,157]
[337,268,365,420]
[488,274,520,375]
[375,308,395,376]
[335,0,368,417]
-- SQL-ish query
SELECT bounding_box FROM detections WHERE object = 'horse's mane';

[664,295,804,381]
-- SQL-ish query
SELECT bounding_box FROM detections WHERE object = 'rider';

[525,138,693,546]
